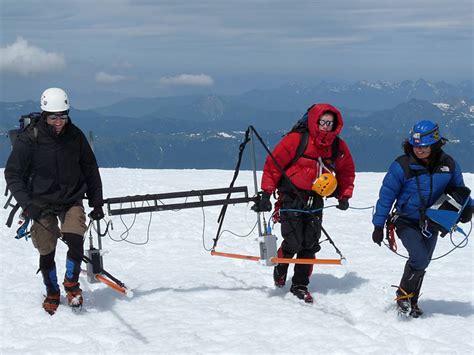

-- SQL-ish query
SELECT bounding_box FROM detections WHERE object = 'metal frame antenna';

[250,129,277,266]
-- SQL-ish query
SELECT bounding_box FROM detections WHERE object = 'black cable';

[105,193,256,249]
[106,200,152,245]
[202,204,259,251]
[219,222,258,239]
[431,221,471,260]
[385,220,472,261]
[117,202,138,241]
[201,206,212,251]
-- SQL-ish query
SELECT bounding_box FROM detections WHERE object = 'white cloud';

[159,74,214,86]
[361,19,467,30]
[0,37,65,76]
[95,71,127,84]
[282,36,367,46]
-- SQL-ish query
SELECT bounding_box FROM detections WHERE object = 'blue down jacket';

[372,151,467,227]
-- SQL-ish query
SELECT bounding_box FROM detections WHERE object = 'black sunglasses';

[319,119,334,127]
[46,113,68,121]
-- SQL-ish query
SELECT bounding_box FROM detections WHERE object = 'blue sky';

[0,0,472,108]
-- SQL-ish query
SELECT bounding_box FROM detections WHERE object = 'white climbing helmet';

[40,87,70,112]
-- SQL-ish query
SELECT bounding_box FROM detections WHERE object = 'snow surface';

[0,169,473,354]
[433,103,451,112]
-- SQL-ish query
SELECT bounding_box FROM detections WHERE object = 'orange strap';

[211,250,260,261]
[271,257,342,265]
[211,250,342,265]
[392,285,414,301]
[95,274,128,295]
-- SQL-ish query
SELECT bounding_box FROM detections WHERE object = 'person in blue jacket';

[372,120,471,317]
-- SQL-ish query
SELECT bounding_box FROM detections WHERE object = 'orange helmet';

[312,173,338,197]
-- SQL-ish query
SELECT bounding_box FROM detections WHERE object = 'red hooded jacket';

[261,103,355,200]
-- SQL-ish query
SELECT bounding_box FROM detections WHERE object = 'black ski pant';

[395,220,436,304]
[275,192,322,286]
[395,220,438,271]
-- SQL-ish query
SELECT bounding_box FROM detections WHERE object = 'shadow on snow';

[420,299,474,318]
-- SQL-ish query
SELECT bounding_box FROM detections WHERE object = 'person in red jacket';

[253,103,355,303]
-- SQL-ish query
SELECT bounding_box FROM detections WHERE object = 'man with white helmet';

[4,88,104,315]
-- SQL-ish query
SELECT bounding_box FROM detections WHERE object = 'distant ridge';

[1,79,472,171]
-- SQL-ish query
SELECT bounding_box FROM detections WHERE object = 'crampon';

[64,280,83,311]
[394,286,422,318]
[42,292,60,315]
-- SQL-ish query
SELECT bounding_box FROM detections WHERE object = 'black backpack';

[7,112,41,147]
[4,112,41,227]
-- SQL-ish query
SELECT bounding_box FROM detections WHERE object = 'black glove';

[89,206,105,221]
[336,198,349,211]
[372,226,384,246]
[24,204,42,220]
[459,204,472,223]
[251,192,272,212]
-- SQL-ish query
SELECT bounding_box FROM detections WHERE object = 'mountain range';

[1,79,473,172]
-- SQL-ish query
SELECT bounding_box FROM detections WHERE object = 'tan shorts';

[30,203,87,255]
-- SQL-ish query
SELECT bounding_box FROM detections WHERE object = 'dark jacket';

[4,116,103,210]
[261,103,355,199]
[372,151,467,227]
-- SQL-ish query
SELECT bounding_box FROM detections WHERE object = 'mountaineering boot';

[63,280,83,308]
[273,266,287,288]
[42,292,60,315]
[410,304,424,318]
[63,256,83,308]
[395,288,412,317]
[40,265,60,315]
[395,262,425,317]
[273,247,290,288]
[290,284,313,304]
[409,271,425,318]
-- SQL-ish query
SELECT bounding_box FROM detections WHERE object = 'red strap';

[388,224,397,252]
[272,193,283,224]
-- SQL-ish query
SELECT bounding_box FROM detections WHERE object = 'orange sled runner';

[211,250,343,265]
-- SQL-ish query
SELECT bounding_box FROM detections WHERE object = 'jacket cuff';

[89,200,104,208]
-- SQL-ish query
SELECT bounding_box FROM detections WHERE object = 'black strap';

[3,191,14,209]
[330,136,340,167]
[6,203,20,228]
[414,171,433,228]
[283,132,340,172]
[213,129,252,250]
[283,130,309,171]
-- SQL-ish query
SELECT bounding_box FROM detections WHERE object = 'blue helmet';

[408,120,441,147]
